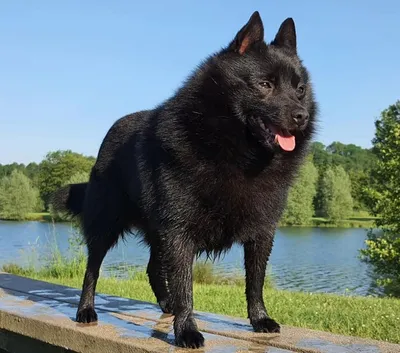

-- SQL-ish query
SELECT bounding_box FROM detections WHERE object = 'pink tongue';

[275,133,296,151]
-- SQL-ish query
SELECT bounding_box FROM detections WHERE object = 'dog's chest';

[189,169,290,247]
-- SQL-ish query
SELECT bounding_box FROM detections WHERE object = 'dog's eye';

[296,85,306,98]
[259,81,274,89]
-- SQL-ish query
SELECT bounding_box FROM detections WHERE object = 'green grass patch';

[0,212,58,222]
[25,212,51,221]
[310,217,378,229]
[278,211,380,228]
[0,212,50,222]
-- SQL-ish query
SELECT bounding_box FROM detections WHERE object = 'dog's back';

[51,110,150,239]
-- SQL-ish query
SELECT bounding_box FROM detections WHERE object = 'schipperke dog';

[51,11,317,348]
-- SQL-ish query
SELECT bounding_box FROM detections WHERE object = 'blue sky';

[0,1,399,164]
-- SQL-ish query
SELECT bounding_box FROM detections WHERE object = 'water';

[0,220,377,296]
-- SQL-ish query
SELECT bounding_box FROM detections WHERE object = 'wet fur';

[51,11,317,349]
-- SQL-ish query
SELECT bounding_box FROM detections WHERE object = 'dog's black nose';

[292,110,309,127]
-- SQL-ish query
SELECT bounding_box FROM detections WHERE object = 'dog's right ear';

[271,18,297,53]
[228,11,264,55]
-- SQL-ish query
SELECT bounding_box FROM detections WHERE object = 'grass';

[278,216,378,229]
[25,212,51,221]
[0,212,52,222]
[2,251,400,344]
[280,210,380,228]
[310,216,378,229]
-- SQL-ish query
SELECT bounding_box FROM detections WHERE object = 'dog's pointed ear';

[228,11,264,55]
[271,18,297,52]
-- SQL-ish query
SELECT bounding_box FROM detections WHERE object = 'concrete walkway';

[0,272,399,352]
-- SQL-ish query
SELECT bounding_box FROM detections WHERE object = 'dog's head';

[216,11,317,152]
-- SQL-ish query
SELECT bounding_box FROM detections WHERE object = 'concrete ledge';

[0,329,77,353]
[1,272,399,352]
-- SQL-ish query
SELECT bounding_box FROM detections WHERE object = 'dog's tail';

[50,183,88,217]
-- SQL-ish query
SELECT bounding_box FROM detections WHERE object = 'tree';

[310,141,376,215]
[360,101,400,296]
[0,170,42,220]
[364,101,400,230]
[310,142,329,169]
[25,162,40,187]
[348,169,370,212]
[38,150,95,207]
[66,171,90,185]
[321,165,353,222]
[281,156,318,225]
[0,162,26,179]
[0,162,41,189]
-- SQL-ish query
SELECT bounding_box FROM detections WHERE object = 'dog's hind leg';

[147,246,174,314]
[76,235,118,323]
[244,232,280,333]
[75,180,126,324]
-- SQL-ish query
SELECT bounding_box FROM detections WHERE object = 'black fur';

[51,11,317,349]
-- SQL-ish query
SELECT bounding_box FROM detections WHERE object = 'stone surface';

[1,272,399,352]
[0,329,77,353]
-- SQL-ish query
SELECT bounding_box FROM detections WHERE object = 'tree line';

[0,142,376,224]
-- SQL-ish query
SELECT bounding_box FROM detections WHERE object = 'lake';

[0,220,377,296]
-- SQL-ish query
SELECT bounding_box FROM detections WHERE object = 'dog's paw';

[251,317,280,333]
[175,328,205,349]
[76,307,98,323]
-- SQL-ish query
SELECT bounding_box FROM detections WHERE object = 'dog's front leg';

[164,236,204,348]
[244,236,280,333]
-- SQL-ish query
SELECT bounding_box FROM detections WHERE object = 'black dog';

[51,11,317,349]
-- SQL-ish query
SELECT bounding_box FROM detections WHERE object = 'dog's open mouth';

[258,118,296,152]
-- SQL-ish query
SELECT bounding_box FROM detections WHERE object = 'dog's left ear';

[271,18,297,53]
[228,11,264,54]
